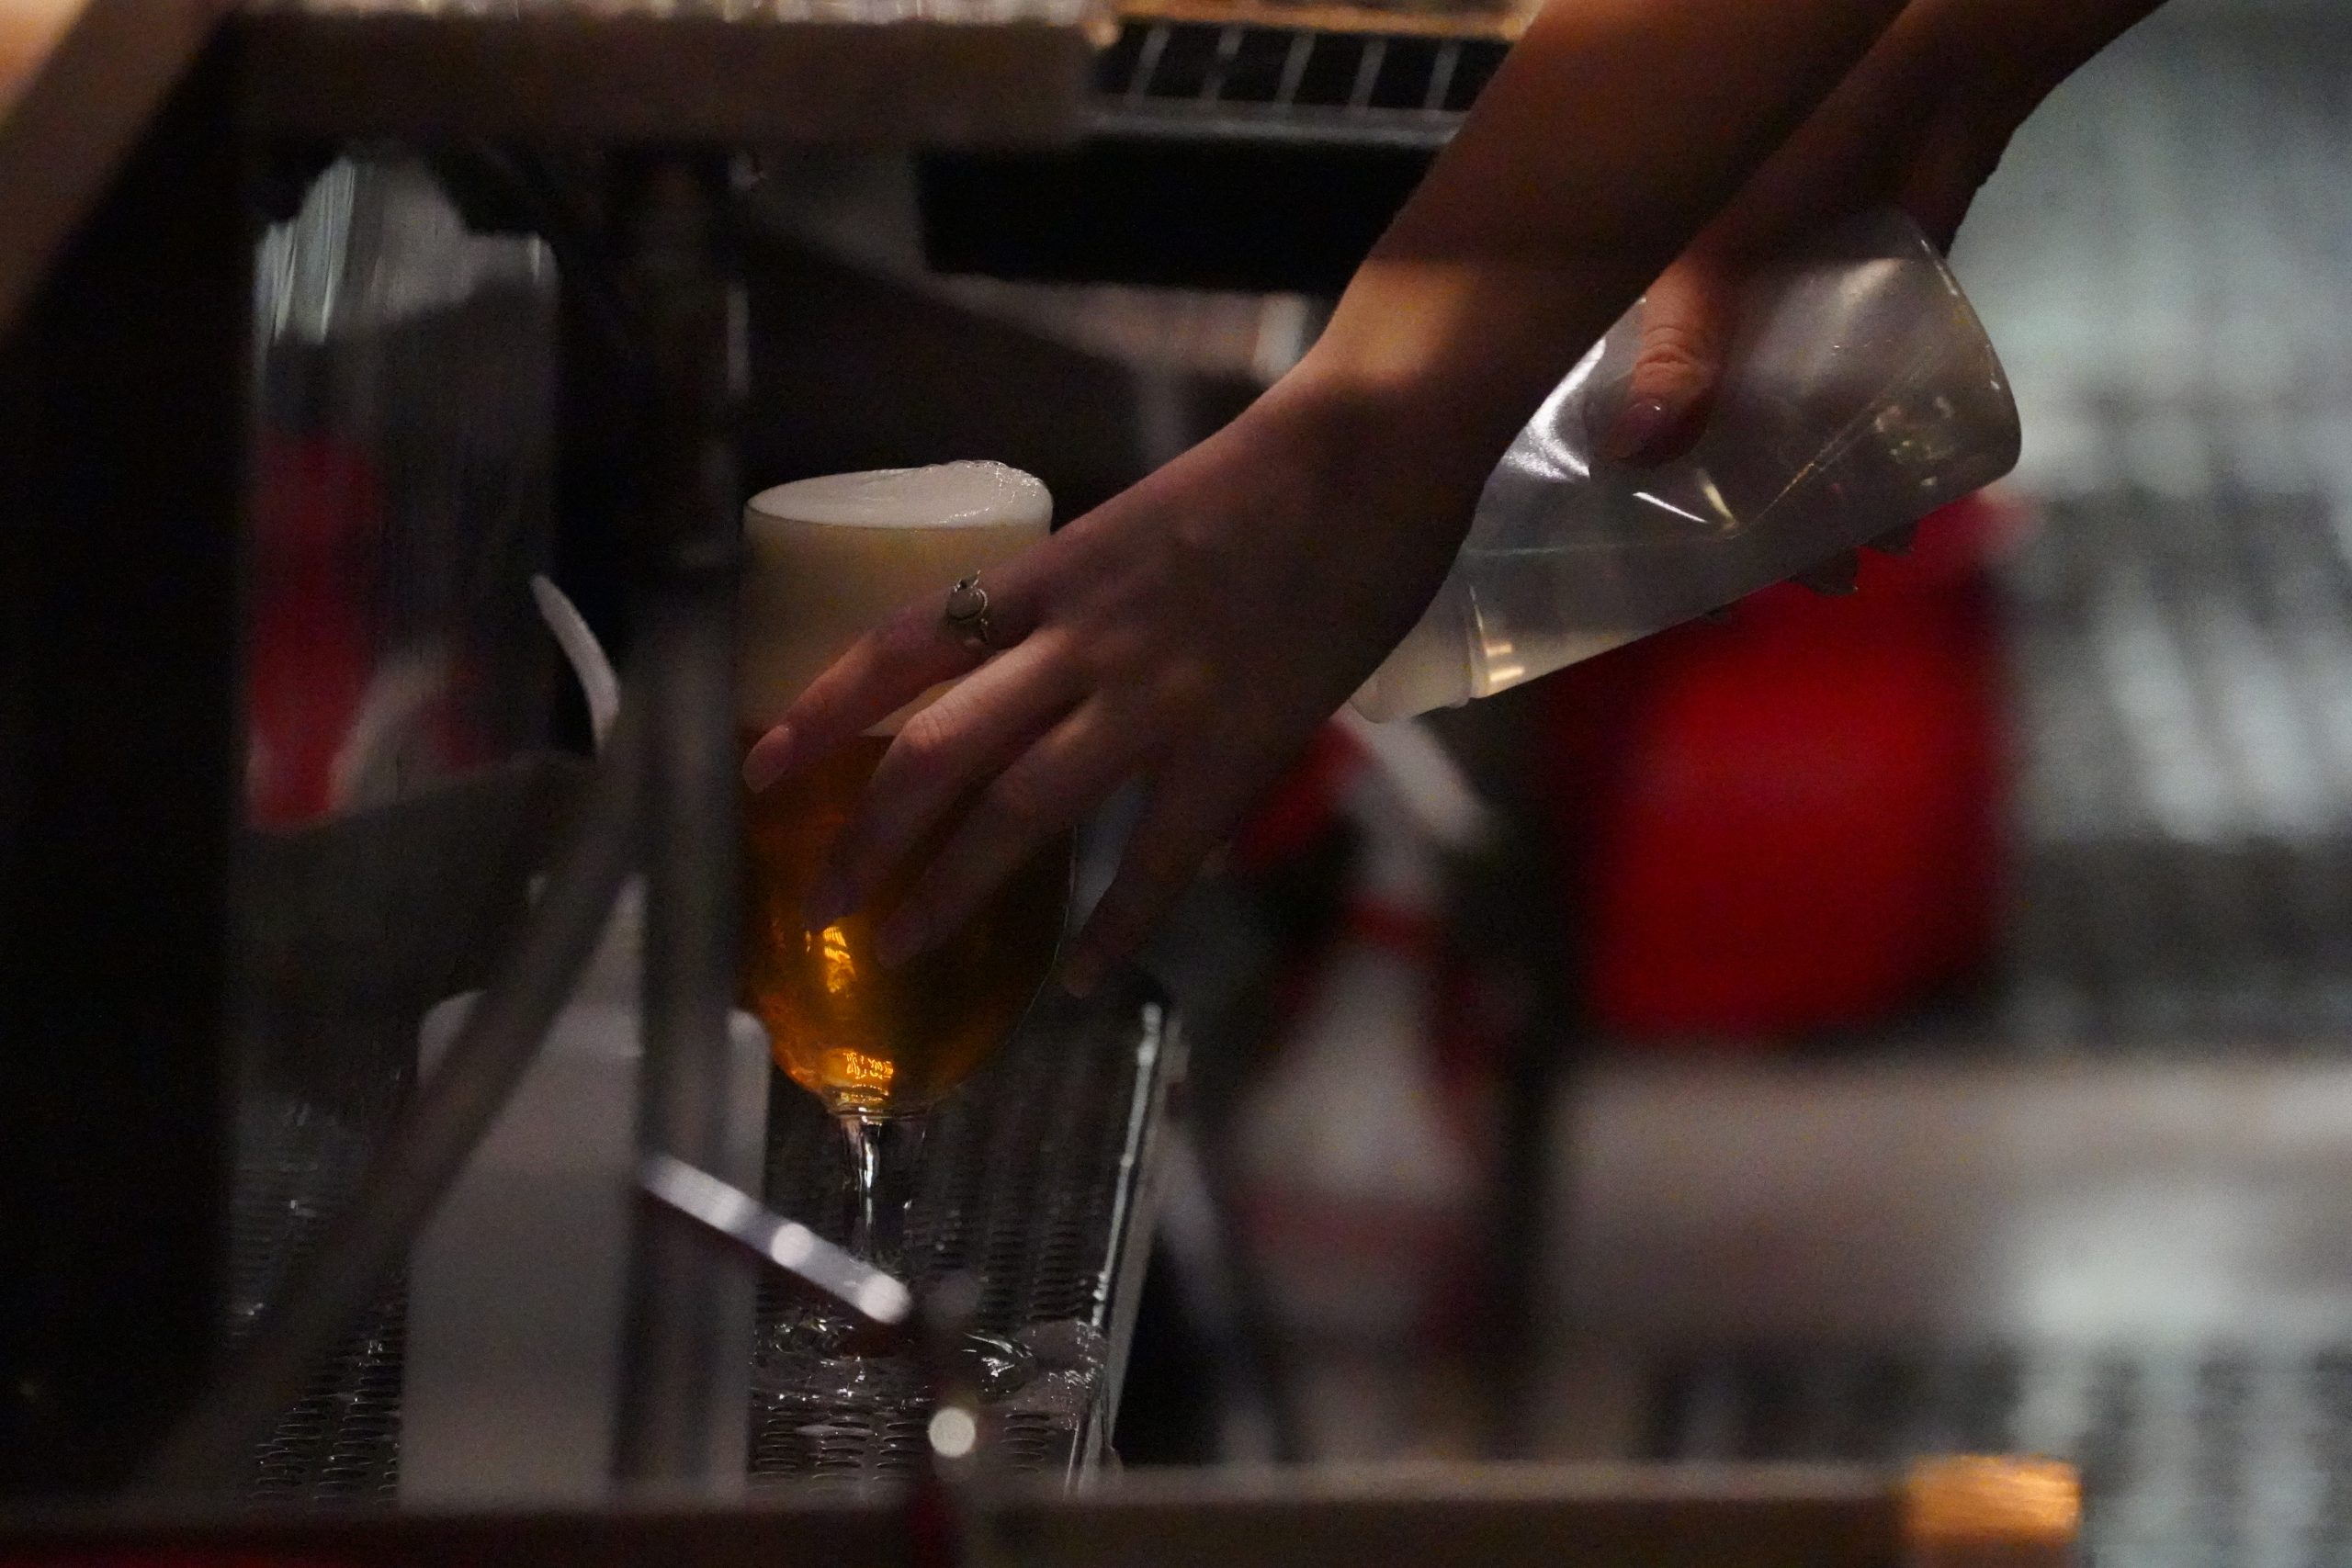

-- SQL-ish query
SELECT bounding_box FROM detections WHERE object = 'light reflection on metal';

[927,1404,978,1459]
[636,1151,912,1326]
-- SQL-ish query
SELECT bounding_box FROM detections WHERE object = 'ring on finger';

[944,574,1000,653]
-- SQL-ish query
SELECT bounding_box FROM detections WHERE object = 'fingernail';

[873,913,925,969]
[742,725,794,792]
[1603,398,1672,464]
[802,871,850,932]
[1058,947,1103,999]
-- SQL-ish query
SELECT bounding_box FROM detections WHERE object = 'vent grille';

[1093,19,1506,141]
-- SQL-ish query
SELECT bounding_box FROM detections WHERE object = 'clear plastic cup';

[1351,207,2021,722]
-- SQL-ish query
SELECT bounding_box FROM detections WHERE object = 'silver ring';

[944,574,997,652]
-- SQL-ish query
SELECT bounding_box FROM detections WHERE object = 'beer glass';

[738,463,1066,1263]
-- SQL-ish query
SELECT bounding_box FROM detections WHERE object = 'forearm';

[1938,0,2168,101]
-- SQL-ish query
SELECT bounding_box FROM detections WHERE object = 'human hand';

[740,384,1476,996]
[741,0,2130,976]
[1602,0,2164,484]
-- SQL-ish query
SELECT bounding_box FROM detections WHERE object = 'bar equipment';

[0,0,1102,1503]
[0,5,2107,1562]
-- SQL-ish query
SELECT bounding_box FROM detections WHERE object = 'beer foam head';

[740,462,1051,730]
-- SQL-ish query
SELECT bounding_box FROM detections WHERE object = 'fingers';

[742,594,995,793]
[807,633,1078,930]
[1056,762,1259,998]
[1603,254,1736,466]
[869,697,1143,968]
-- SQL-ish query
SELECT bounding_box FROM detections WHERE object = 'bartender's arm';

[748,0,2168,995]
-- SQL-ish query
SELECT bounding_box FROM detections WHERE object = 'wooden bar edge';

[0,0,232,337]
[1903,1457,2081,1568]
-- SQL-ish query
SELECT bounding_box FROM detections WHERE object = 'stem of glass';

[838,1112,923,1269]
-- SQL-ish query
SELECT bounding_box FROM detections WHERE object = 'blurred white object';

[402,884,772,1504]
[531,572,620,750]
[1354,207,2020,721]
[1233,728,1480,1345]
[327,641,454,810]
[1330,708,1490,853]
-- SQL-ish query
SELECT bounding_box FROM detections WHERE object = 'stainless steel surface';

[203,962,1172,1501]
[752,974,1176,1488]
[1544,1056,2352,1568]
[1555,1058,2352,1347]
[644,1163,995,1565]
[1953,8,2352,504]
[1530,29,2352,1561]
[226,761,590,1502]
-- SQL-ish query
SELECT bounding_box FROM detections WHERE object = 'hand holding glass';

[737,464,1067,1261]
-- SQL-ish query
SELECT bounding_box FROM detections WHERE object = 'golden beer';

[738,463,1063,1120]
[740,731,1068,1116]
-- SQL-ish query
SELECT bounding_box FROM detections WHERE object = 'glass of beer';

[738,463,1065,1264]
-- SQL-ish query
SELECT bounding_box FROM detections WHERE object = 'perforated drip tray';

[228,1095,408,1504]
[751,973,1177,1489]
[1643,1342,2352,1568]
[221,972,1172,1502]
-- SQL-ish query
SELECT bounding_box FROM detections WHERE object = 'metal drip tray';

[752,973,1178,1488]
[228,1098,409,1504]
[221,973,1173,1502]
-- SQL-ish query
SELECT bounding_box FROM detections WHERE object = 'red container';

[1533,495,2020,1043]
[246,435,381,828]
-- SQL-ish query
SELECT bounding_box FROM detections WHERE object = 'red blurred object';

[245,437,492,827]
[246,435,381,828]
[1534,494,2022,1042]
[1226,719,1362,874]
